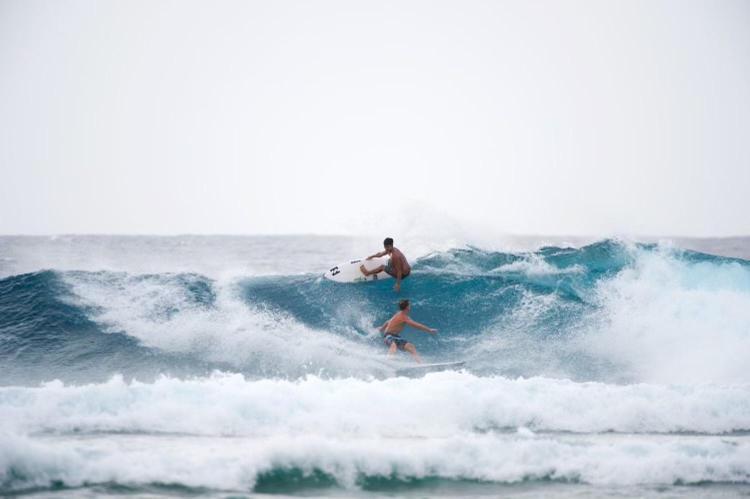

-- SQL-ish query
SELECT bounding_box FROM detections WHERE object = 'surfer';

[379,299,437,363]
[360,237,411,292]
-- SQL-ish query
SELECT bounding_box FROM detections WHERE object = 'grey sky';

[1,0,749,236]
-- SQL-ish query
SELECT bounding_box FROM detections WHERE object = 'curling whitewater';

[1,373,749,494]
[2,373,749,437]
[2,372,750,494]
[1,236,750,496]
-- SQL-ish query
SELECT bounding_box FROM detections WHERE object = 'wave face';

[1,236,750,496]
[1,240,750,384]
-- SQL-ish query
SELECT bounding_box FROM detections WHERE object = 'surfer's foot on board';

[360,264,385,276]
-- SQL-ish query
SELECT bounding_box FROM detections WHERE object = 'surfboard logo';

[323,256,393,283]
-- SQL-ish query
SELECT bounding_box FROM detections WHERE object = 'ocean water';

[1,235,749,498]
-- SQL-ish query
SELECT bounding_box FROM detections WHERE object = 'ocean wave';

[1,240,749,384]
[2,373,748,437]
[2,431,748,494]
[585,246,750,384]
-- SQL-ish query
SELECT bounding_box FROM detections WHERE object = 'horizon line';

[1,232,749,240]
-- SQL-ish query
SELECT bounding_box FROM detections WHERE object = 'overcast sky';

[1,0,749,236]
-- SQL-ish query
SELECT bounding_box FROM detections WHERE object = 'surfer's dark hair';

[399,299,409,310]
[384,237,394,247]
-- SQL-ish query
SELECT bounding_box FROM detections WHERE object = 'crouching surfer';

[379,299,437,363]
[360,237,410,292]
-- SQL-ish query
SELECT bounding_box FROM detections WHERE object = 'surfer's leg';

[404,343,422,363]
[360,264,385,276]
[387,342,398,356]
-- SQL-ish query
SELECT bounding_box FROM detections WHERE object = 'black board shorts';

[384,259,410,279]
[384,334,409,351]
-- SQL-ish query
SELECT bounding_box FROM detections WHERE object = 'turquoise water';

[1,236,749,497]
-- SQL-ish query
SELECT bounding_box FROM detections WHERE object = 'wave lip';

[587,245,750,384]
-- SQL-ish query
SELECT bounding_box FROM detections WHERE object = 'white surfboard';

[323,257,393,283]
[394,361,466,377]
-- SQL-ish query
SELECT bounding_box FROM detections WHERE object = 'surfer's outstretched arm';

[366,250,388,260]
[405,318,437,334]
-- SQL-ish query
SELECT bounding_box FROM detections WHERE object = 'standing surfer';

[379,299,437,363]
[360,237,411,292]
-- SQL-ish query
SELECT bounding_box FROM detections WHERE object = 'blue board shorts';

[384,259,411,279]
[384,334,409,351]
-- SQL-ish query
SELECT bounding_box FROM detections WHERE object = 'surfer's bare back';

[360,237,411,292]
[379,299,437,363]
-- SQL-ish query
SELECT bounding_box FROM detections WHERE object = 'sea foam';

[1,372,748,437]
